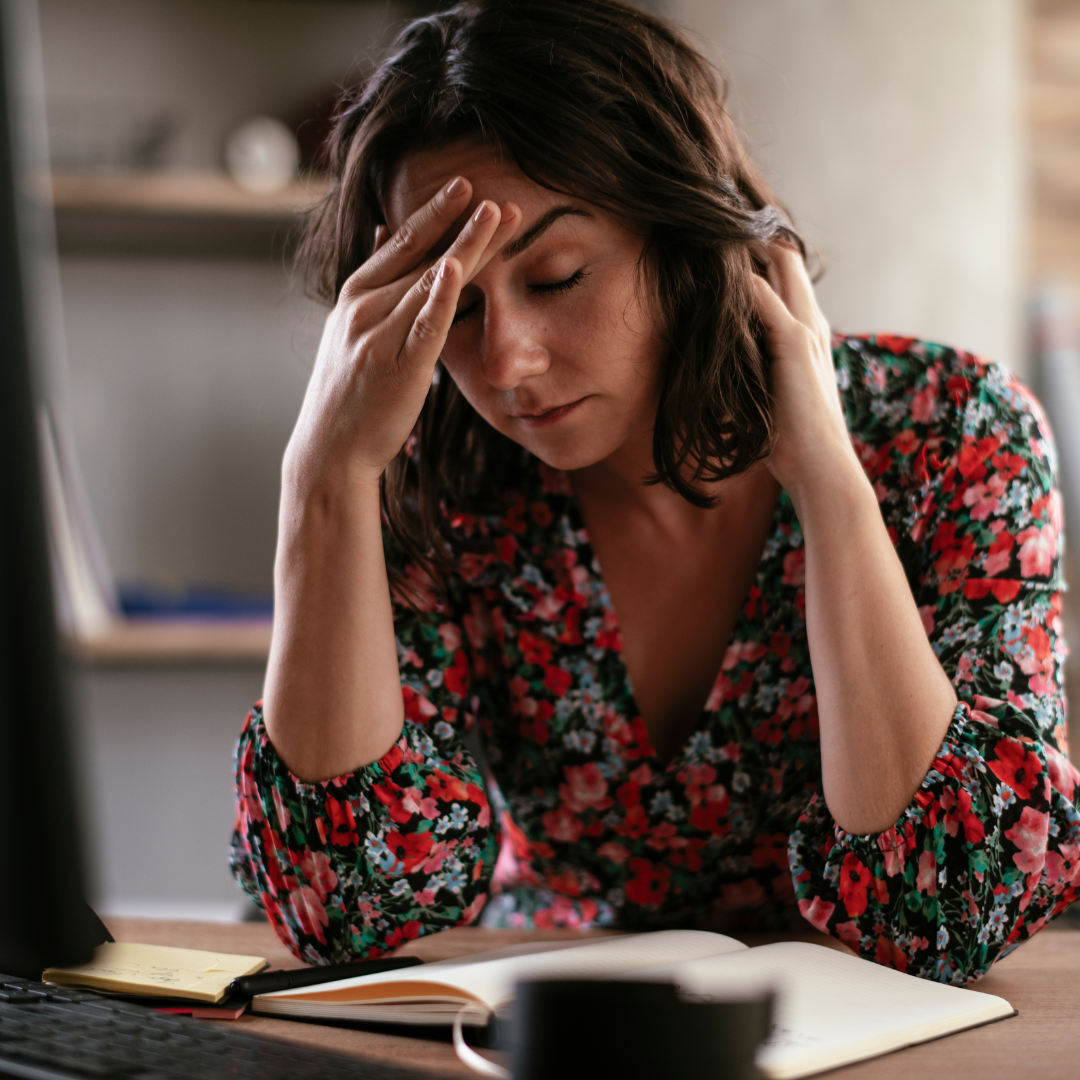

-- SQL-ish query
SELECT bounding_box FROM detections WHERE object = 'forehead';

[384,139,575,231]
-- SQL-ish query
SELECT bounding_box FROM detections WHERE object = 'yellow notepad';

[42,942,267,1003]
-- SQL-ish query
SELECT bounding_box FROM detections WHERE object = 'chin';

[513,432,616,473]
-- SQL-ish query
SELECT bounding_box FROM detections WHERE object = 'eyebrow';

[500,206,592,260]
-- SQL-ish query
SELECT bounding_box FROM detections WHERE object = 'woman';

[231,0,1080,982]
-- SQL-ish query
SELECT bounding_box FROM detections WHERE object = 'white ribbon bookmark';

[452,1003,510,1079]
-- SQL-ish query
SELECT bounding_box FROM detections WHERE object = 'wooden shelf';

[43,171,331,257]
[64,618,272,664]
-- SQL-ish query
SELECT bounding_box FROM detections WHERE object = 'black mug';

[508,979,772,1080]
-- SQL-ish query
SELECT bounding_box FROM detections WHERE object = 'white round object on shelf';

[224,116,299,195]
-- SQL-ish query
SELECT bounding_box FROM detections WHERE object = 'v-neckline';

[560,473,789,772]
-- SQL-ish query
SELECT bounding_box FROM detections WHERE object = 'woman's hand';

[749,244,957,836]
[285,179,522,497]
[749,246,856,502]
[263,178,521,782]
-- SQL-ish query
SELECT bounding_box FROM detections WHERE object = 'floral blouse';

[232,334,1080,983]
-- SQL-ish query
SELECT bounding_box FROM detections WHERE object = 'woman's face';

[385,140,663,473]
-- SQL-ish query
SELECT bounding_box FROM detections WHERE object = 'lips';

[514,397,587,426]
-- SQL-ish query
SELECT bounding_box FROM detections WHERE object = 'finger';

[460,202,522,283]
[346,176,472,293]
[436,199,508,285]
[767,245,818,329]
[398,258,462,372]
[374,224,390,250]
[749,271,797,342]
[385,200,506,335]
[349,200,518,332]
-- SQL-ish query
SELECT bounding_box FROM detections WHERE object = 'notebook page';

[268,929,746,1010]
[632,941,1013,1080]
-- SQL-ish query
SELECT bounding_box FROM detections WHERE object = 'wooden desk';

[103,916,1080,1079]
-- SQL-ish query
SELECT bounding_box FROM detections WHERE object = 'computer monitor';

[0,0,109,978]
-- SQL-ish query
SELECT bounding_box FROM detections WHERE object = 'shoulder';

[833,333,1057,497]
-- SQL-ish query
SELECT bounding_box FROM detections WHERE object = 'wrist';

[778,444,874,525]
[279,449,384,555]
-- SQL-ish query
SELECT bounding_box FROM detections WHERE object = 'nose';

[478,300,550,391]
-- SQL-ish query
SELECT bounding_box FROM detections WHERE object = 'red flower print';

[1046,744,1078,803]
[878,828,908,877]
[384,920,424,950]
[1043,843,1080,893]
[1016,523,1056,579]
[910,385,937,424]
[983,529,1015,577]
[782,549,805,586]
[667,837,705,872]
[682,762,717,806]
[385,831,436,873]
[750,833,790,870]
[541,805,584,843]
[518,631,553,666]
[298,848,338,903]
[401,685,438,724]
[1004,806,1050,874]
[625,858,670,907]
[559,763,613,813]
[875,936,907,972]
[962,578,1021,603]
[892,428,920,456]
[544,664,573,697]
[326,797,359,846]
[915,851,938,895]
[957,436,999,481]
[443,649,470,697]
[372,782,415,825]
[798,896,835,933]
[286,884,328,944]
[835,920,862,952]
[426,770,469,803]
[941,787,985,844]
[876,334,915,355]
[988,740,1043,800]
[838,853,871,917]
[931,521,976,577]
[690,800,732,835]
[614,805,650,839]
[597,841,629,865]
[530,501,553,526]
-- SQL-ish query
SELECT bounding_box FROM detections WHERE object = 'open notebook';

[253,930,1013,1079]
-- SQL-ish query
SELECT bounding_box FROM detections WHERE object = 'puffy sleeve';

[229,530,500,964]
[789,341,1080,983]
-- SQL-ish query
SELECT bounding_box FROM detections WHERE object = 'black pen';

[231,955,424,997]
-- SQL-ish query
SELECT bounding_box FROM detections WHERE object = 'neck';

[569,427,742,532]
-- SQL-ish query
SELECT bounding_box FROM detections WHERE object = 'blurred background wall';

[44,0,1038,921]
[667,0,1024,378]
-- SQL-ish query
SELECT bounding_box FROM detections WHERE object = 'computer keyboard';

[0,973,437,1080]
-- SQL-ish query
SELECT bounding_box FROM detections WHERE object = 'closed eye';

[529,268,589,296]
[451,269,589,326]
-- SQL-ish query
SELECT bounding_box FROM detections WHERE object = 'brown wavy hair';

[300,0,804,581]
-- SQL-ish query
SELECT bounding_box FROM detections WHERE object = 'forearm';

[790,458,957,835]
[262,457,404,782]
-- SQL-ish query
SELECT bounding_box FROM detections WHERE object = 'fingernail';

[474,202,495,223]
[439,260,453,279]
[445,177,467,198]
